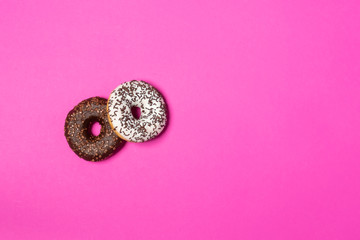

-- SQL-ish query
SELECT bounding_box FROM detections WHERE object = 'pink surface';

[0,0,359,239]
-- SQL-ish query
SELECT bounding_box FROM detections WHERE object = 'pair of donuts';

[65,80,167,162]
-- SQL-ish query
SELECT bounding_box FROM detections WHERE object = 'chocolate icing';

[65,97,124,161]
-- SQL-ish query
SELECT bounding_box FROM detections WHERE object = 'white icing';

[107,80,167,142]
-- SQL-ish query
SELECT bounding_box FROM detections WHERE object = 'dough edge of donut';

[106,98,134,142]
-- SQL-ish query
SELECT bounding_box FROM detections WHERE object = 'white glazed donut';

[107,80,167,143]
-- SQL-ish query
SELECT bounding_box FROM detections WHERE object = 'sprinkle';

[64,97,124,161]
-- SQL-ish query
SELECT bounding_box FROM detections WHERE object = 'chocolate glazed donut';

[65,97,124,161]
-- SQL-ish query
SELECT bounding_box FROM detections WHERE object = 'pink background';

[0,0,359,239]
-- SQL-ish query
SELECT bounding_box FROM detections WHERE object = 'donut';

[65,97,124,161]
[107,80,167,143]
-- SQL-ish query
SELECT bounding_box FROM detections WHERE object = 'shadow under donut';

[107,139,127,160]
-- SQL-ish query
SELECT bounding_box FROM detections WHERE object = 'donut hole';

[89,121,102,136]
[131,106,141,119]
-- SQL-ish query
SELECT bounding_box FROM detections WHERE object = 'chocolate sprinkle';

[64,97,124,161]
[107,80,167,143]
